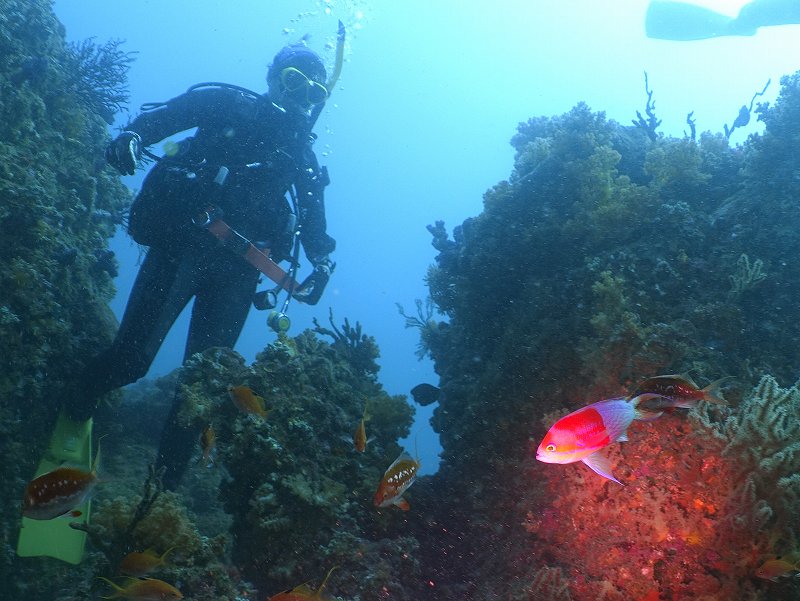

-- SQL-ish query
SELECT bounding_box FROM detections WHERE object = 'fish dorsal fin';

[675,372,698,388]
[391,451,415,468]
[582,452,623,485]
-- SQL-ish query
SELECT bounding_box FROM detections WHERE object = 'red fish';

[22,442,101,520]
[535,389,721,484]
[628,373,729,406]
[268,567,337,601]
[373,450,420,510]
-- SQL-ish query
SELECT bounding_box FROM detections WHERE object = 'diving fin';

[16,409,93,565]
[646,0,800,41]
[645,1,736,40]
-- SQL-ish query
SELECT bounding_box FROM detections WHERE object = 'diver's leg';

[156,256,258,489]
[63,247,195,421]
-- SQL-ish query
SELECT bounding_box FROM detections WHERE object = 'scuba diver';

[52,29,343,495]
[646,0,800,40]
[19,28,348,562]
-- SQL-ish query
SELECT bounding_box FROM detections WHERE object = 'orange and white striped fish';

[22,442,101,520]
[373,450,420,511]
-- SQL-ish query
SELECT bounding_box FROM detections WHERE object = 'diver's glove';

[293,255,334,305]
[105,130,142,175]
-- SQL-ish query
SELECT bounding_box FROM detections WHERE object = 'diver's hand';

[310,255,334,277]
[293,256,334,305]
[105,131,142,175]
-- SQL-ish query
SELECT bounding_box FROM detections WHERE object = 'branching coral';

[694,375,800,550]
[728,253,767,297]
[312,309,381,378]
[631,71,662,141]
[62,38,135,123]
[396,298,441,360]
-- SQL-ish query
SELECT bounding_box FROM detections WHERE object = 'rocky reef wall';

[416,76,800,600]
[0,0,130,596]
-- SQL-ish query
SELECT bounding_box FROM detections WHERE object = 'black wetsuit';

[65,85,335,487]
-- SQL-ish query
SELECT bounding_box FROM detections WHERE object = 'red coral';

[527,412,771,600]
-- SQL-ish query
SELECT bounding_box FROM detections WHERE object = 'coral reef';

[168,328,418,599]
[7,1,800,600]
[414,73,800,600]
[0,0,130,598]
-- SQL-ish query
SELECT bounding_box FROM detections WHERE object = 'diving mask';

[280,67,329,106]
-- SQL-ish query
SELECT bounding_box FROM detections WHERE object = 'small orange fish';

[119,547,175,577]
[198,424,216,467]
[373,450,420,511]
[755,552,800,581]
[97,576,182,600]
[353,400,370,453]
[22,442,101,520]
[268,567,337,601]
[628,373,728,406]
[228,385,271,419]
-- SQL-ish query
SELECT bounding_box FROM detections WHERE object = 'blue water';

[52,0,800,475]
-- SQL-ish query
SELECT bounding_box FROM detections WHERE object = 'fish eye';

[545,444,556,453]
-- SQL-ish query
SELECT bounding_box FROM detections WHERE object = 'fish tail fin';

[255,395,273,419]
[160,545,177,563]
[96,576,123,598]
[701,377,731,405]
[92,434,108,476]
[317,566,338,595]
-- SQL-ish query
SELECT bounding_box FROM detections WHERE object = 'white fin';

[616,430,629,442]
[582,452,623,485]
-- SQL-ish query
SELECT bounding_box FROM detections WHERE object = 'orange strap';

[205,218,296,292]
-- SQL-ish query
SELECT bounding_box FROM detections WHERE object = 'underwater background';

[2,0,800,599]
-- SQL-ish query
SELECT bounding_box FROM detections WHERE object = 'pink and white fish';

[536,391,721,484]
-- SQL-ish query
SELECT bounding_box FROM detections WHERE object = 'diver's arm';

[125,87,240,146]
[296,146,336,263]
